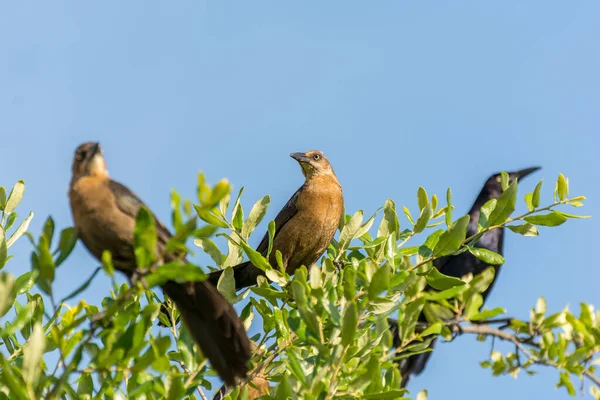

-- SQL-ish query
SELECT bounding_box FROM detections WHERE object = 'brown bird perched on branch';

[68,142,251,385]
[208,150,344,290]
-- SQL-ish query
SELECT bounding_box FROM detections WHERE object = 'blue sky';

[1,1,598,398]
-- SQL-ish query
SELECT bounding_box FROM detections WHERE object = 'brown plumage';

[213,342,271,400]
[68,142,251,386]
[208,150,344,290]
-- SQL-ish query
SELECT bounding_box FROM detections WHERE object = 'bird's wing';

[109,180,172,246]
[254,186,302,255]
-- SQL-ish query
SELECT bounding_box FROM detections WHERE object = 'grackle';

[393,167,540,387]
[208,150,344,290]
[68,142,251,385]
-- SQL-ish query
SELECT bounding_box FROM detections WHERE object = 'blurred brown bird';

[208,150,344,290]
[212,342,270,400]
[68,142,251,386]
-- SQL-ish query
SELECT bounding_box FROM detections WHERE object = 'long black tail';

[388,318,435,388]
[162,280,251,385]
[207,261,265,290]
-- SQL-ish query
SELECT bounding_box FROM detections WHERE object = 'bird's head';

[71,142,108,180]
[483,166,541,199]
[290,150,335,179]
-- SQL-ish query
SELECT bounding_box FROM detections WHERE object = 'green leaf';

[369,298,397,314]
[0,272,16,317]
[532,180,543,208]
[4,212,17,231]
[145,263,207,288]
[22,322,45,386]
[341,301,358,346]
[557,174,568,201]
[339,210,364,251]
[525,211,568,227]
[464,293,483,320]
[400,299,425,343]
[524,193,534,212]
[557,371,576,396]
[418,229,444,258]
[445,188,453,227]
[420,322,443,337]
[0,187,6,210]
[217,267,236,302]
[469,248,505,265]
[42,216,55,247]
[101,250,114,277]
[417,187,429,210]
[343,267,357,300]
[15,271,37,294]
[7,211,34,248]
[0,355,29,400]
[555,211,590,219]
[363,391,410,400]
[425,267,466,290]
[469,307,506,321]
[267,220,276,257]
[433,215,470,256]
[77,373,94,396]
[500,171,509,191]
[194,205,229,229]
[507,223,539,236]
[427,285,467,301]
[54,227,78,266]
[134,207,157,266]
[377,199,399,238]
[237,239,271,272]
[242,194,270,239]
[413,205,431,234]
[355,210,379,238]
[403,206,414,225]
[208,179,231,208]
[488,181,517,226]
[265,268,288,287]
[477,199,497,231]
[0,229,7,270]
[165,370,185,400]
[194,238,224,266]
[4,180,25,214]
[368,264,391,300]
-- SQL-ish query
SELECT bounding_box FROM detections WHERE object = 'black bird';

[393,167,540,387]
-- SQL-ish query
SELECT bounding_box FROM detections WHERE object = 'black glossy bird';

[69,142,251,385]
[393,167,540,387]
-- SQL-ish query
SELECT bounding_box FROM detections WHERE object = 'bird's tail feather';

[162,280,251,385]
[207,261,264,290]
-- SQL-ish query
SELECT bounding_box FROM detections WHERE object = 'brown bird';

[208,150,344,290]
[68,142,251,385]
[212,342,270,400]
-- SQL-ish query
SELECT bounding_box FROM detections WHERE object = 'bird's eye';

[313,154,321,161]
[75,152,86,162]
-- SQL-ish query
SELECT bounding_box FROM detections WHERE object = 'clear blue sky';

[1,1,598,398]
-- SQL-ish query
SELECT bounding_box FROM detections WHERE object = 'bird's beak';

[514,166,541,180]
[90,142,101,157]
[290,152,311,163]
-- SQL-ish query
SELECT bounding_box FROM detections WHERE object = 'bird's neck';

[306,174,341,191]
[70,173,110,191]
